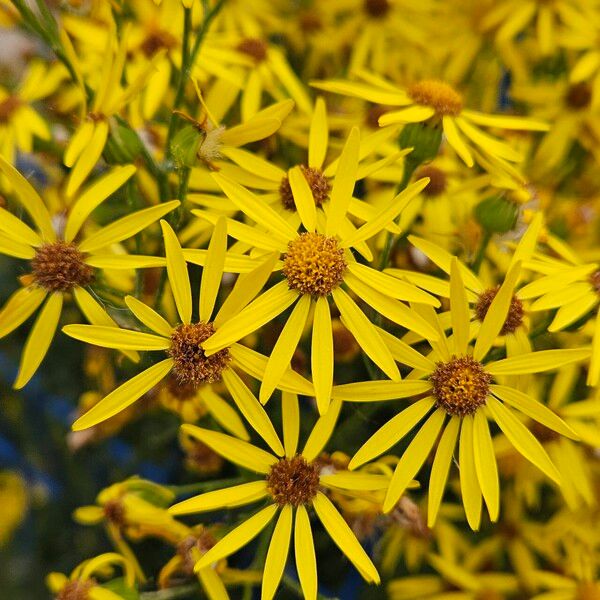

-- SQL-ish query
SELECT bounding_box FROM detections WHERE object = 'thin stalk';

[140,584,199,600]
[472,229,492,274]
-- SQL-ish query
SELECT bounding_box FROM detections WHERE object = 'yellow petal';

[309,97,328,169]
[199,387,250,441]
[66,120,109,197]
[180,424,277,474]
[62,324,170,350]
[0,231,36,259]
[427,416,460,527]
[125,296,173,337]
[320,472,391,491]
[72,359,173,430]
[212,173,296,243]
[450,258,470,355]
[459,416,482,530]
[332,380,432,402]
[64,165,136,242]
[85,254,167,269]
[161,220,192,324]
[472,410,500,522]
[378,105,436,125]
[221,147,285,182]
[312,295,333,415]
[442,116,474,167]
[79,200,180,253]
[473,261,521,361]
[486,395,561,484]
[262,505,292,600]
[0,206,42,246]
[288,166,317,232]
[197,567,229,600]
[64,120,94,167]
[222,368,284,456]
[376,327,437,372]
[310,79,408,106]
[349,397,435,469]
[260,295,311,404]
[462,109,549,132]
[332,287,400,380]
[587,309,600,386]
[485,349,590,375]
[203,282,297,355]
[509,212,543,269]
[312,492,380,584]
[282,392,300,458]
[194,505,278,570]
[341,178,429,248]
[456,117,522,162]
[294,505,317,600]
[383,409,446,513]
[0,285,46,338]
[326,127,360,237]
[490,384,578,440]
[169,481,268,515]
[302,397,342,461]
[14,292,63,389]
[220,117,282,147]
[0,154,54,240]
[199,216,227,322]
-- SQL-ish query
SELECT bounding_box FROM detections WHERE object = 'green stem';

[140,584,199,600]
[167,477,245,497]
[242,526,273,600]
[472,229,492,274]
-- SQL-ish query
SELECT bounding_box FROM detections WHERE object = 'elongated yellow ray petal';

[449,258,470,355]
[85,255,167,269]
[294,505,317,600]
[197,567,228,600]
[332,380,432,402]
[288,166,317,232]
[0,206,41,246]
[309,97,328,169]
[14,292,63,389]
[320,472,391,491]
[0,231,36,259]
[125,296,173,337]
[472,410,500,522]
[0,285,46,338]
[199,217,227,322]
[442,115,474,167]
[169,481,268,515]
[312,296,333,415]
[459,416,482,530]
[282,392,300,458]
[302,397,342,462]
[62,324,170,350]
[199,386,249,441]
[312,492,380,584]
[485,348,590,375]
[161,220,192,324]
[262,505,292,600]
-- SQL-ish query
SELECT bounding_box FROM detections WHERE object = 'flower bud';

[170,124,203,168]
[104,123,143,164]
[474,195,518,234]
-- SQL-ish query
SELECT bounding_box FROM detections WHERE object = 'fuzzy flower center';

[589,270,600,294]
[364,0,391,17]
[566,83,591,110]
[407,80,463,116]
[102,499,126,527]
[56,580,95,600]
[169,322,231,386]
[416,165,448,197]
[475,287,524,335]
[31,241,94,292]
[177,530,217,574]
[140,29,177,57]
[279,166,331,211]
[165,373,199,401]
[282,232,347,296]
[237,38,268,62]
[0,96,21,123]
[267,455,320,506]
[430,356,491,416]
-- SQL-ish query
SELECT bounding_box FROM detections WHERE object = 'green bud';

[398,122,443,165]
[104,123,143,164]
[170,124,203,168]
[474,195,519,234]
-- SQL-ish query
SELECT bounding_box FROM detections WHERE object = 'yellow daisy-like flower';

[46,552,137,600]
[311,71,549,172]
[0,157,176,388]
[198,127,440,414]
[62,219,313,432]
[169,393,385,600]
[343,258,588,529]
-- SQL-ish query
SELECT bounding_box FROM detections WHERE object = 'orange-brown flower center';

[364,0,391,18]
[237,38,268,62]
[416,165,448,197]
[0,96,21,123]
[169,322,230,386]
[140,29,178,57]
[31,241,94,292]
[56,579,95,600]
[475,287,524,335]
[282,232,347,296]
[279,166,331,211]
[103,499,126,527]
[589,270,600,294]
[566,83,592,110]
[407,80,463,116]
[430,356,491,416]
[267,455,320,506]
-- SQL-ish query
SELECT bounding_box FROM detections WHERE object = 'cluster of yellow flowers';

[1,0,600,598]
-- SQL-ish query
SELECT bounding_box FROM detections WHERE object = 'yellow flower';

[62,219,313,431]
[343,258,588,529]
[312,72,549,174]
[46,552,137,600]
[0,60,67,166]
[0,471,28,547]
[169,393,384,600]
[198,127,440,413]
[0,157,175,388]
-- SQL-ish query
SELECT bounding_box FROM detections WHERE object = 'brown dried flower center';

[279,166,331,211]
[566,83,592,110]
[299,10,323,32]
[237,38,268,62]
[169,322,230,385]
[282,232,347,296]
[56,579,95,600]
[140,29,178,57]
[589,270,600,294]
[365,105,388,129]
[103,499,126,527]
[430,356,491,416]
[416,165,447,196]
[166,373,199,401]
[407,80,463,116]
[31,241,94,292]
[475,287,524,335]
[267,455,320,506]
[364,0,391,17]
[0,96,21,122]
